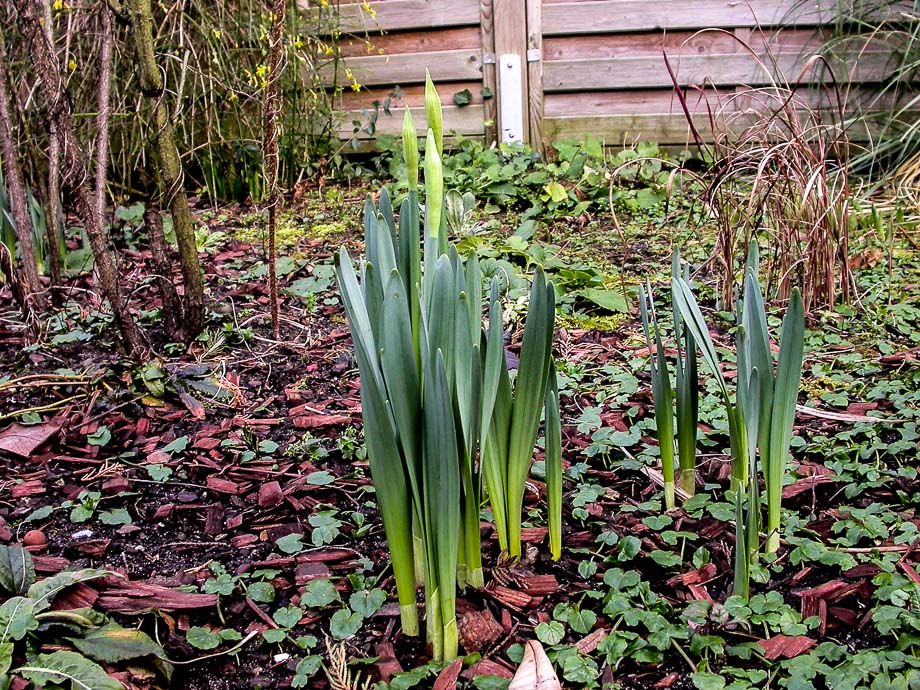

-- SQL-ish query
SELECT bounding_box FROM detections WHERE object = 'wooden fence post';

[525,0,544,153]
[481,0,498,144]
[493,0,528,144]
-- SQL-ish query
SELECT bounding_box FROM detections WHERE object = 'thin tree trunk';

[0,29,45,315]
[17,0,145,356]
[144,206,181,339]
[122,0,204,339]
[40,0,63,297]
[263,0,285,339]
[95,6,114,230]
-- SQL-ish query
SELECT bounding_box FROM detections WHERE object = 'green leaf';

[68,623,166,664]
[272,606,303,629]
[0,545,35,596]
[305,471,335,486]
[349,589,386,618]
[544,181,568,203]
[28,569,114,613]
[329,609,363,640]
[87,427,111,447]
[16,650,124,690]
[246,581,275,603]
[535,621,565,646]
[146,464,172,482]
[0,597,38,641]
[301,578,340,608]
[162,436,189,455]
[0,641,12,675]
[692,671,727,690]
[261,629,288,644]
[453,89,473,106]
[309,512,342,546]
[186,626,221,650]
[99,509,132,526]
[275,533,305,555]
[580,287,629,313]
[567,608,597,634]
[291,655,322,688]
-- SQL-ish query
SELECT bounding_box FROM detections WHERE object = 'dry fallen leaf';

[509,640,561,690]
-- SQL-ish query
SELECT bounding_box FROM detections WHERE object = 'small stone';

[23,529,47,550]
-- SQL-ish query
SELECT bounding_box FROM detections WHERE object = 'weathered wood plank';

[526,0,544,152]
[339,27,482,58]
[543,87,879,117]
[542,0,837,35]
[544,111,879,146]
[319,48,483,87]
[339,104,485,139]
[320,0,481,33]
[336,81,484,110]
[542,28,826,60]
[481,0,498,144]
[542,51,896,91]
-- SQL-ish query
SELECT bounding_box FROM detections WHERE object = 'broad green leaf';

[0,597,37,642]
[0,545,35,596]
[579,287,629,313]
[68,623,166,664]
[0,641,12,675]
[272,606,303,629]
[28,569,115,613]
[544,181,568,203]
[246,581,275,603]
[16,650,124,690]
[535,621,565,646]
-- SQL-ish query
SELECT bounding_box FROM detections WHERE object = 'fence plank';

[340,104,485,139]
[337,81,485,110]
[319,49,483,87]
[542,0,835,35]
[332,0,481,32]
[542,52,894,91]
[339,27,482,58]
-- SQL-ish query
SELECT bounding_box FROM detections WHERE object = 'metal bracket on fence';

[526,49,541,62]
[483,53,496,65]
[499,53,524,144]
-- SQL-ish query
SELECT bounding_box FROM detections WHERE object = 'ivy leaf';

[246,581,275,603]
[99,509,132,526]
[87,427,111,447]
[186,626,221,650]
[262,629,288,644]
[309,512,342,546]
[349,589,386,618]
[453,89,473,106]
[272,606,303,629]
[301,578,340,608]
[535,621,565,646]
[275,533,305,555]
[329,609,363,640]
[691,672,727,690]
[567,608,597,635]
[291,655,322,688]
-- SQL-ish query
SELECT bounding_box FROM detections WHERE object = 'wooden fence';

[317,0,904,152]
